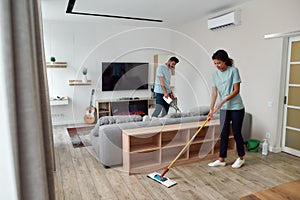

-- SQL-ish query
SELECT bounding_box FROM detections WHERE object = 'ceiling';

[41,0,253,27]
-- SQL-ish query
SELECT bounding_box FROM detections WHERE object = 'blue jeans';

[219,109,245,158]
[152,93,170,117]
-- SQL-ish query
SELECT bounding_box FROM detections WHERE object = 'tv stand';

[95,98,156,119]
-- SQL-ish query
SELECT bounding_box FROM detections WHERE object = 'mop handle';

[160,114,213,178]
[168,116,211,168]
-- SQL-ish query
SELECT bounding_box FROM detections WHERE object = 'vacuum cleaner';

[163,96,181,113]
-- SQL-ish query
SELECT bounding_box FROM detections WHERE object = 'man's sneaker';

[208,160,226,167]
[232,158,245,168]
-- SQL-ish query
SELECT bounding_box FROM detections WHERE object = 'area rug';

[67,126,93,148]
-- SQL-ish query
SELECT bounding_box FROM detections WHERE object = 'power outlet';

[266,132,271,139]
[267,101,273,107]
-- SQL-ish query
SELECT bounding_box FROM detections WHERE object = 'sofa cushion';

[179,115,208,123]
[97,115,142,125]
[90,116,116,137]
[165,112,191,118]
[115,115,142,124]
[187,106,210,116]
[163,118,182,125]
[93,118,163,137]
[98,116,116,125]
[91,115,143,137]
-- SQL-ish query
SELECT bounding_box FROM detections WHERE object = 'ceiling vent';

[208,11,241,30]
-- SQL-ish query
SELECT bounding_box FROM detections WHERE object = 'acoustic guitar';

[84,89,97,124]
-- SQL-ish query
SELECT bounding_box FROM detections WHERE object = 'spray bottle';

[163,96,181,113]
[262,139,268,156]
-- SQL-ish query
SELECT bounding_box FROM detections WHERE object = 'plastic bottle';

[262,139,268,156]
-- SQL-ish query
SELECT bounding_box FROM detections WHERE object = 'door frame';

[281,35,300,156]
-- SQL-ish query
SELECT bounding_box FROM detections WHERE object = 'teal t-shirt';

[212,66,244,110]
[154,64,171,94]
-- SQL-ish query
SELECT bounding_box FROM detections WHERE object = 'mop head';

[147,172,177,188]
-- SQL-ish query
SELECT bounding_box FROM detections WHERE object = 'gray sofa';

[90,108,252,167]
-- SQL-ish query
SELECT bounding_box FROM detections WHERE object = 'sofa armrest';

[242,112,252,142]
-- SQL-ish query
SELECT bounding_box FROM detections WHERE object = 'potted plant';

[82,67,88,83]
[50,56,56,64]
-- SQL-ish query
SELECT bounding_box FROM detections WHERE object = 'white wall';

[44,21,160,124]
[174,0,300,151]
[45,21,205,124]
[43,17,216,125]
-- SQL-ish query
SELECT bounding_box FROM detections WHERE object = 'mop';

[147,112,214,187]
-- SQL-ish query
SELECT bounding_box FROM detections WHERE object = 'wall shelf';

[68,80,92,86]
[50,96,69,106]
[46,62,67,68]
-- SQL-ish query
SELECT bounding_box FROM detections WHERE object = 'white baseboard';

[269,146,282,153]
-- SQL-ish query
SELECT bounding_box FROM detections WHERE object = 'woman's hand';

[216,99,227,110]
[215,102,222,111]
[208,109,214,119]
[209,100,226,119]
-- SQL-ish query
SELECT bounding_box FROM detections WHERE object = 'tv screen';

[102,62,149,91]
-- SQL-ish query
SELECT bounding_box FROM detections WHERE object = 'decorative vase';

[82,75,88,83]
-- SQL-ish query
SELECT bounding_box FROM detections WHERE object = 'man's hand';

[170,92,174,100]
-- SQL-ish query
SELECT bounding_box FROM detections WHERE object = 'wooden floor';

[240,179,300,200]
[53,125,300,200]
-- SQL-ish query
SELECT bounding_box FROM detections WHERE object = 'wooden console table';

[122,119,235,174]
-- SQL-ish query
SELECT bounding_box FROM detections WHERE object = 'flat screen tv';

[102,62,149,91]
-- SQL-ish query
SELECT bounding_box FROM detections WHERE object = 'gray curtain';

[0,0,55,199]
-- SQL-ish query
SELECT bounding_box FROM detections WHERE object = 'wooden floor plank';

[71,157,100,200]
[104,168,137,200]
[241,179,300,200]
[84,157,118,200]
[53,127,65,200]
[55,127,83,200]
[136,173,175,200]
[119,172,155,200]
[165,167,225,200]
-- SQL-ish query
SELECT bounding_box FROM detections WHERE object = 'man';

[152,56,179,117]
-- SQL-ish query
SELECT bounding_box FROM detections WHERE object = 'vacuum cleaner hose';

[163,96,181,113]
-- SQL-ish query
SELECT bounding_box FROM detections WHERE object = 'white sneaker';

[232,158,245,168]
[208,160,226,167]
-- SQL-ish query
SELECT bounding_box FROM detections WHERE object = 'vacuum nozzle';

[163,96,181,113]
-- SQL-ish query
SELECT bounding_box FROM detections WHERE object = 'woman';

[208,49,245,169]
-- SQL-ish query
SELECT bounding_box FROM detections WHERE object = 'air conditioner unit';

[208,11,241,30]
